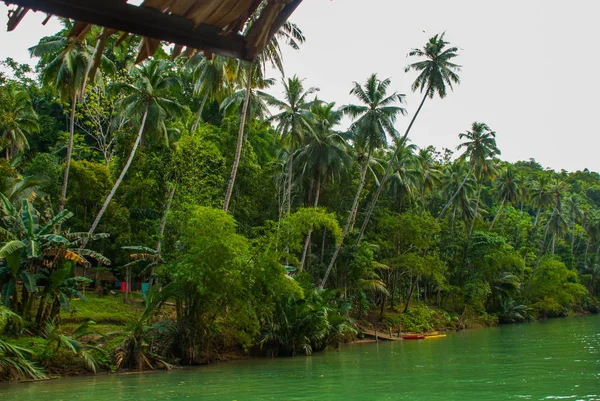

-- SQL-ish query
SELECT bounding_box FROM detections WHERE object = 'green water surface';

[2,314,599,400]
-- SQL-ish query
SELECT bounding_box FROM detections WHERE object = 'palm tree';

[0,84,39,160]
[439,122,500,223]
[188,54,231,132]
[222,21,305,213]
[321,74,405,288]
[355,33,461,245]
[565,194,585,255]
[221,75,275,122]
[414,147,441,215]
[30,26,114,212]
[296,102,351,270]
[440,159,477,230]
[83,60,183,245]
[387,142,419,210]
[490,166,522,229]
[265,76,318,214]
[529,176,553,230]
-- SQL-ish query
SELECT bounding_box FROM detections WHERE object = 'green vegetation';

[0,23,598,382]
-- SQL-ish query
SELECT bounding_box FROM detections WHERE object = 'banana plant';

[0,196,110,324]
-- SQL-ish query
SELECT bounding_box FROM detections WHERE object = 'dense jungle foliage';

[0,23,598,381]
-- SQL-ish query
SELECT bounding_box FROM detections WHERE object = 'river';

[1,314,598,400]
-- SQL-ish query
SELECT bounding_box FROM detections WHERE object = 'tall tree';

[439,122,500,222]
[188,55,231,132]
[296,102,351,270]
[490,166,522,229]
[321,73,405,288]
[30,26,114,211]
[222,21,305,212]
[355,33,461,245]
[414,147,441,215]
[265,76,318,214]
[83,60,183,246]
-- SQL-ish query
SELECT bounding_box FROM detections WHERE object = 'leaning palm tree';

[321,73,405,288]
[439,122,500,221]
[264,76,318,214]
[0,85,39,160]
[83,60,183,245]
[222,21,305,213]
[30,25,114,211]
[354,32,461,245]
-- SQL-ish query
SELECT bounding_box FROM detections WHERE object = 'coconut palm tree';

[565,194,586,255]
[221,76,275,122]
[414,147,441,215]
[83,60,183,245]
[264,76,318,214]
[30,25,114,211]
[295,102,351,270]
[440,159,477,230]
[188,54,231,132]
[321,74,405,288]
[222,21,305,213]
[354,33,461,244]
[490,166,522,229]
[439,122,500,222]
[387,142,419,210]
[0,85,39,160]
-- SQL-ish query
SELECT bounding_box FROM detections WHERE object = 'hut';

[4,0,304,63]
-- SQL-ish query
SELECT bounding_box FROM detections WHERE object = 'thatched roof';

[4,0,303,61]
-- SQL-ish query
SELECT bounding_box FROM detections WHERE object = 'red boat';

[402,334,425,340]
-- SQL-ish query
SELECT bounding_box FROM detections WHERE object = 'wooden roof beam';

[3,0,250,60]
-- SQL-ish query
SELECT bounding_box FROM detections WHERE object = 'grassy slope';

[1,293,145,377]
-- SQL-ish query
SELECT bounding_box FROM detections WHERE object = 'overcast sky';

[1,1,599,172]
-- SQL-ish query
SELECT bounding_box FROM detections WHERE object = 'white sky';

[1,1,599,172]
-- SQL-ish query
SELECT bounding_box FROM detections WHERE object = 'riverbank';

[1,293,595,383]
[3,314,599,401]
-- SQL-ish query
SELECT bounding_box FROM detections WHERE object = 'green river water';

[1,314,599,400]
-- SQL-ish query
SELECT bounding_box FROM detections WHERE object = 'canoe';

[402,334,425,340]
[424,334,447,339]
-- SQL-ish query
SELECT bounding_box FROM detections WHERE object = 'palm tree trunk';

[438,163,474,219]
[83,109,148,247]
[191,92,208,132]
[124,265,130,303]
[286,146,294,214]
[468,183,483,238]
[59,94,77,212]
[321,148,372,288]
[571,218,576,256]
[223,67,252,212]
[152,184,175,286]
[354,92,429,246]
[299,175,321,271]
[490,195,507,230]
[403,274,417,313]
[156,185,175,254]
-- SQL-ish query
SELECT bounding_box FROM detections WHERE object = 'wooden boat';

[402,334,426,340]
